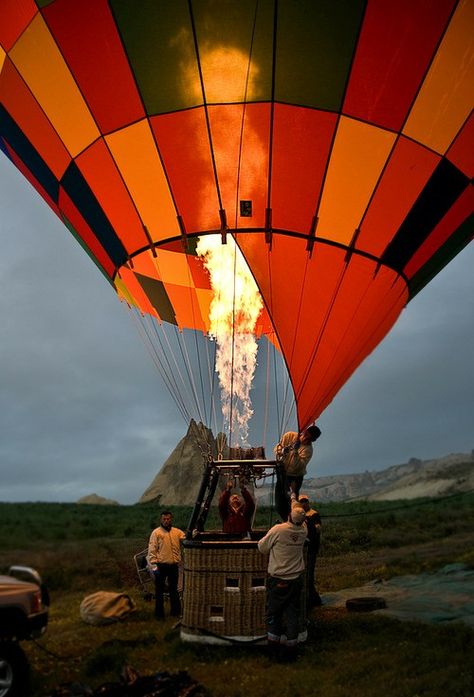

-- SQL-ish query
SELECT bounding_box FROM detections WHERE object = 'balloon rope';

[127,308,189,423]
[262,336,271,452]
[172,325,206,425]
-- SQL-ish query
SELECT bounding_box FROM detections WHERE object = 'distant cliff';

[138,419,473,504]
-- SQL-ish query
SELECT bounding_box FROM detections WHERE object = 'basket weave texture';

[182,542,268,637]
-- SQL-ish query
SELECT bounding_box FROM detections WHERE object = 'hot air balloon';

[1,0,473,643]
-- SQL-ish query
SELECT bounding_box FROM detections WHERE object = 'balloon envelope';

[1,0,472,429]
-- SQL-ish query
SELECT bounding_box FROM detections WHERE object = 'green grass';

[1,494,473,696]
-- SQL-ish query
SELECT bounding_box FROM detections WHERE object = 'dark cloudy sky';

[1,154,473,504]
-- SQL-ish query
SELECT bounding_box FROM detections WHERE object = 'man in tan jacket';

[147,511,185,619]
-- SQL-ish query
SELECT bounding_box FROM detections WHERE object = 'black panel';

[408,213,474,300]
[61,161,128,268]
[0,105,59,202]
[135,273,177,325]
[381,159,470,273]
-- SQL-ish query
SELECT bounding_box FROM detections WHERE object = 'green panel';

[192,0,274,103]
[135,273,177,325]
[275,0,366,110]
[408,216,474,300]
[61,214,114,286]
[111,0,199,114]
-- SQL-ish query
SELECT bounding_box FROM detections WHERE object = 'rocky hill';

[77,493,120,505]
[139,419,223,506]
[300,452,474,502]
[138,420,473,505]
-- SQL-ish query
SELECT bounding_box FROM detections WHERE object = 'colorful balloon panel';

[1,0,472,429]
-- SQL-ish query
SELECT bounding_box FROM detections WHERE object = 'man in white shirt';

[147,511,185,619]
[257,501,307,661]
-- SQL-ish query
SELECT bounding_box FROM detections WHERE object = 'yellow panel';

[115,277,138,308]
[106,120,180,243]
[317,117,396,246]
[195,288,212,333]
[9,14,99,157]
[155,249,192,285]
[403,0,474,154]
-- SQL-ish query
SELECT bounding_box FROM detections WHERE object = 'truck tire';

[0,642,28,697]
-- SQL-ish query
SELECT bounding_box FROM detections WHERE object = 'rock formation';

[138,419,224,505]
[77,493,120,505]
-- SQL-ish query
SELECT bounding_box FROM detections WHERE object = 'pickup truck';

[0,566,49,697]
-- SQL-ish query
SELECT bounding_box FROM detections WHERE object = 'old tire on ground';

[346,597,386,612]
[0,642,28,697]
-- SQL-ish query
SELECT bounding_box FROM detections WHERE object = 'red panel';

[42,0,145,133]
[75,139,148,255]
[0,0,37,51]
[0,58,71,178]
[150,109,221,234]
[446,112,474,179]
[300,261,407,424]
[208,103,271,230]
[403,186,474,278]
[356,136,440,257]
[58,188,115,277]
[118,266,159,318]
[3,140,61,218]
[271,105,337,234]
[165,283,206,332]
[343,0,457,131]
[187,255,212,290]
[237,231,409,427]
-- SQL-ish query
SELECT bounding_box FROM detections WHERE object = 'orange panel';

[403,0,474,154]
[447,112,474,179]
[9,14,99,157]
[317,117,396,246]
[1,58,71,178]
[76,139,148,255]
[195,288,212,334]
[154,248,196,287]
[0,0,37,52]
[117,266,159,318]
[165,283,206,332]
[105,120,180,244]
[130,249,162,280]
[357,136,440,256]
[0,46,5,72]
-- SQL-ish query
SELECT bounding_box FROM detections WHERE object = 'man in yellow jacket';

[147,511,185,619]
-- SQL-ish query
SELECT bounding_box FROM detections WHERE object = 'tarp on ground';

[322,563,474,626]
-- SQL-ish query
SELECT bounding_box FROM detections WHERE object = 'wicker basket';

[181,532,307,645]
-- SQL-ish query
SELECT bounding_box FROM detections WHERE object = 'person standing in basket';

[257,499,307,662]
[147,511,185,619]
[219,478,255,535]
[299,493,322,607]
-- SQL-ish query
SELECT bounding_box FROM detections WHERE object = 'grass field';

[1,494,473,696]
